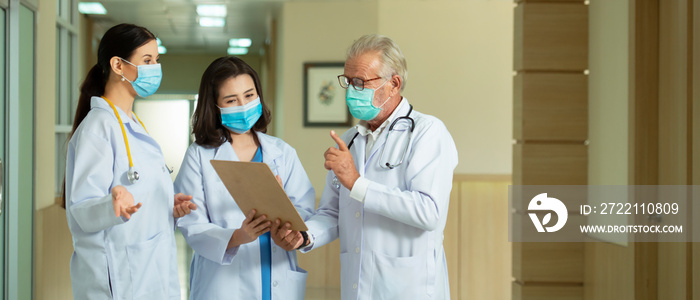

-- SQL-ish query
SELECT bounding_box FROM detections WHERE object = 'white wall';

[134,100,191,181]
[586,0,630,247]
[277,1,379,191]
[159,53,262,94]
[278,0,513,192]
[35,0,57,209]
[378,0,513,175]
[588,0,629,185]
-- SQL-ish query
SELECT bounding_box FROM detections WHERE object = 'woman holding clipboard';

[174,56,315,299]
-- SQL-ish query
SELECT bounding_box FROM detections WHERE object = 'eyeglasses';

[337,75,383,91]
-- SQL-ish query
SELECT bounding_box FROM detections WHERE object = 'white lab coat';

[304,98,458,300]
[65,97,180,300]
[174,131,315,300]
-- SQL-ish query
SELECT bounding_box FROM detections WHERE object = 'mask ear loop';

[372,79,393,109]
[118,57,136,83]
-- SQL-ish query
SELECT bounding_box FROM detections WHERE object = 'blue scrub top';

[252,147,271,300]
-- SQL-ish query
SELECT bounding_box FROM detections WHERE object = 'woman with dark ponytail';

[64,23,195,299]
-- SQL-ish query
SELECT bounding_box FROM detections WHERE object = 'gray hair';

[346,34,408,92]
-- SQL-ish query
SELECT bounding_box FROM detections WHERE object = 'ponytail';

[73,64,106,134]
[61,64,106,208]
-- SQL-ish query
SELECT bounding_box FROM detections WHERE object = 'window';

[55,0,78,197]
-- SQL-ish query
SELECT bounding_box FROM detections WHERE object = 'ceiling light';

[156,38,162,46]
[199,17,225,28]
[158,46,167,54]
[227,47,248,55]
[197,4,226,17]
[78,2,107,15]
[229,38,252,47]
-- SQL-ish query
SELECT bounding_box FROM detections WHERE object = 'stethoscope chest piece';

[127,167,139,183]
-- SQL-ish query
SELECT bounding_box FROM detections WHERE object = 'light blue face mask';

[120,57,162,97]
[346,79,390,121]
[220,97,263,134]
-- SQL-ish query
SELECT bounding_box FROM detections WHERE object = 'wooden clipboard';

[210,160,308,231]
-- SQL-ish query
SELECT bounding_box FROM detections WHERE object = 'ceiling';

[88,0,287,55]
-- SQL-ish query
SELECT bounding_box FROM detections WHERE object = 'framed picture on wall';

[303,62,351,127]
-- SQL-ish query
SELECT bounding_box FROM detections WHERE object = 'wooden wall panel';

[513,143,588,185]
[444,180,460,300]
[513,282,584,300]
[657,243,689,299]
[694,243,700,300]
[34,205,73,300]
[514,73,588,141]
[513,242,583,283]
[627,1,659,300]
[514,3,589,71]
[460,180,512,300]
[694,0,700,297]
[513,1,588,299]
[657,1,692,299]
[517,0,584,3]
[583,241,635,300]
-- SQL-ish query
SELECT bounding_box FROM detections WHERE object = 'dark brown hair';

[62,23,156,208]
[192,56,271,148]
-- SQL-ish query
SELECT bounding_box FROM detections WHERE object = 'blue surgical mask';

[220,97,263,134]
[120,57,162,97]
[346,79,390,121]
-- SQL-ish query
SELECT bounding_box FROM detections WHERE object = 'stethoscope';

[103,96,170,184]
[332,104,415,189]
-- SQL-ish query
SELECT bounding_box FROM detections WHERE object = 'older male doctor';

[272,34,458,299]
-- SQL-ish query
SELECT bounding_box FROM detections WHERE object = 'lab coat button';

[273,281,278,287]
[355,247,360,253]
[353,283,358,290]
[355,212,360,218]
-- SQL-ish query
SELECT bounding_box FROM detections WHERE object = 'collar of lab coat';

[358,97,412,163]
[356,97,409,138]
[212,131,284,169]
[89,96,149,137]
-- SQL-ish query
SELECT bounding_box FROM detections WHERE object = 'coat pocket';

[370,251,429,300]
[126,231,168,299]
[284,267,308,300]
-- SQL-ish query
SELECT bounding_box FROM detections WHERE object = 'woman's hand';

[111,185,142,219]
[173,193,197,218]
[228,209,271,249]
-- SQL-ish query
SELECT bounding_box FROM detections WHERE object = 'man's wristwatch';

[297,231,309,250]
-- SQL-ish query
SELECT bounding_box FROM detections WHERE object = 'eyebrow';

[222,88,255,99]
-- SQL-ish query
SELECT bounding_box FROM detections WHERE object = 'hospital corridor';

[0,0,699,299]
